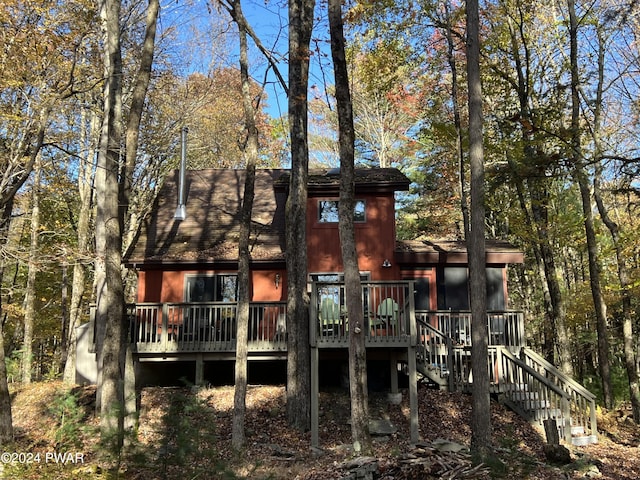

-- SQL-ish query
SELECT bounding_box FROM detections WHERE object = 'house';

[77,167,597,446]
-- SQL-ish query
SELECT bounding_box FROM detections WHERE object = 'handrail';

[125,301,287,353]
[520,346,598,442]
[521,347,597,401]
[499,347,570,399]
[414,315,453,387]
[497,346,573,444]
[414,310,525,349]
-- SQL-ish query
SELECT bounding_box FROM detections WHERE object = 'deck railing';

[310,281,415,348]
[414,312,525,389]
[93,290,524,356]
[414,310,525,351]
[413,312,597,444]
[125,301,287,353]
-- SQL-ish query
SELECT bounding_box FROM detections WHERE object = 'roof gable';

[127,167,411,265]
[125,169,287,265]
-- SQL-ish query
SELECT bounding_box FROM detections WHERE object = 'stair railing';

[415,316,452,386]
[496,347,573,444]
[520,347,598,441]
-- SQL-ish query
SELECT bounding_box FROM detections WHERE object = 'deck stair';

[414,316,598,446]
[415,321,451,389]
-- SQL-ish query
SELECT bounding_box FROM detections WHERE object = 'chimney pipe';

[174,127,188,220]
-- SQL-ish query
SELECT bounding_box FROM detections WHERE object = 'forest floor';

[3,380,640,479]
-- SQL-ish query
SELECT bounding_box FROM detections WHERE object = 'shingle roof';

[125,167,412,266]
[275,167,411,194]
[395,239,524,264]
[125,169,288,265]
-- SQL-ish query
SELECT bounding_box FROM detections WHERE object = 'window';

[185,274,238,302]
[435,267,505,311]
[318,200,366,223]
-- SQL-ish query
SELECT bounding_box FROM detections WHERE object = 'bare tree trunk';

[594,168,640,420]
[63,106,99,384]
[328,0,372,455]
[121,0,159,253]
[498,2,572,372]
[0,213,13,443]
[529,179,571,372]
[466,0,491,457]
[0,68,47,447]
[231,0,258,449]
[442,3,469,236]
[568,0,612,408]
[21,154,42,384]
[96,0,126,452]
[0,314,11,445]
[286,0,315,431]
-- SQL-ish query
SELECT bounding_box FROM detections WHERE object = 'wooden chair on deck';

[319,297,341,336]
[373,298,399,335]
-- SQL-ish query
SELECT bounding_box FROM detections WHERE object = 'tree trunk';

[466,0,491,457]
[231,0,258,449]
[503,6,572,372]
[286,0,315,431]
[594,169,640,420]
[443,3,469,236]
[21,155,42,384]
[96,0,126,451]
[0,314,12,445]
[0,54,47,448]
[590,24,640,422]
[0,243,12,443]
[121,0,159,253]
[328,0,372,455]
[568,0,612,408]
[529,178,571,372]
[63,106,99,384]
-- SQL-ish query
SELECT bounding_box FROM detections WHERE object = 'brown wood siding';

[306,193,399,279]
[136,269,286,303]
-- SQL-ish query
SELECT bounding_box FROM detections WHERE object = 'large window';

[435,267,505,310]
[185,274,238,302]
[318,200,366,223]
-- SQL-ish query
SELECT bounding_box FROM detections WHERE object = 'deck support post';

[408,345,419,443]
[195,353,204,386]
[311,346,319,447]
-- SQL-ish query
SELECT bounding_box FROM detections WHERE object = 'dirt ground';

[5,381,640,479]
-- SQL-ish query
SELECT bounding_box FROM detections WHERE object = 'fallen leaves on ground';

[7,381,640,479]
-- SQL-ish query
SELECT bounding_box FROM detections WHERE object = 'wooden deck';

[118,280,526,356]
[88,280,596,447]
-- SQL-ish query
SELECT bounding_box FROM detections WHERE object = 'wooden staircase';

[415,317,598,446]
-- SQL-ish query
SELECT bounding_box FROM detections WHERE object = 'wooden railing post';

[161,303,169,352]
[589,398,598,441]
[561,395,572,444]
[447,336,454,391]
[408,281,417,345]
[309,284,318,347]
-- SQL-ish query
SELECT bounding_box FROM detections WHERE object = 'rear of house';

[75,166,596,446]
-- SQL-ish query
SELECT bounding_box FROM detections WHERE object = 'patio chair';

[374,298,399,334]
[319,297,341,336]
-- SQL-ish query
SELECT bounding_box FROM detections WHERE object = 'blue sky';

[159,0,333,120]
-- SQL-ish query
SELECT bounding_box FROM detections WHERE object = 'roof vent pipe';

[174,127,188,220]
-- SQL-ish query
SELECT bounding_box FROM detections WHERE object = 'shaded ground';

[4,381,640,479]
